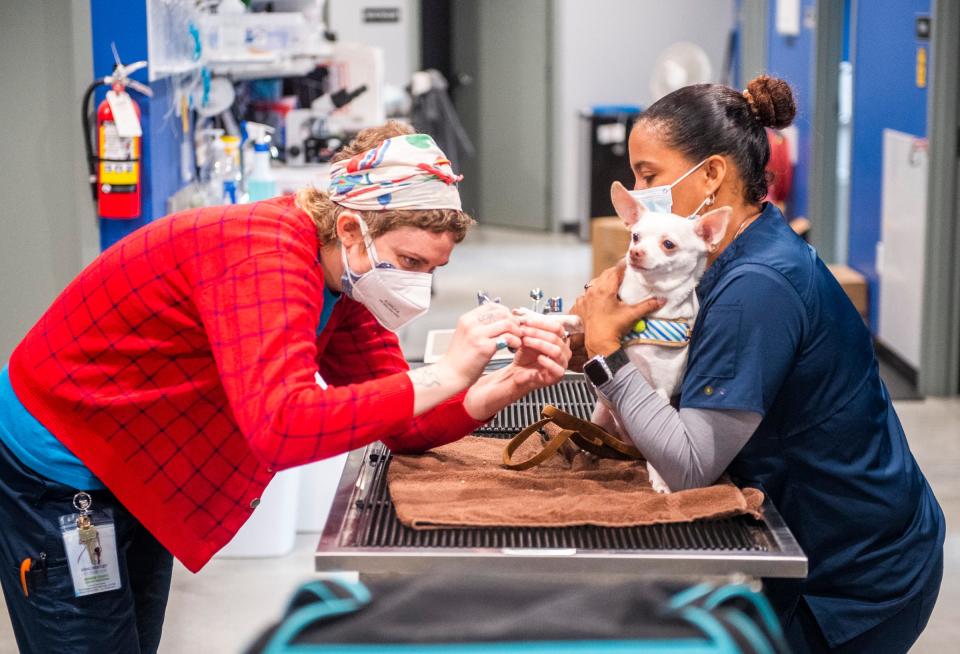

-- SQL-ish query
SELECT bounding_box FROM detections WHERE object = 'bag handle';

[670,582,790,654]
[263,579,372,654]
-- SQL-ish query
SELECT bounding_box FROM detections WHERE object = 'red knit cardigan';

[9,196,482,571]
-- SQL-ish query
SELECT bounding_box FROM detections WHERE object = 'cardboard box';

[591,217,630,278]
[826,264,868,317]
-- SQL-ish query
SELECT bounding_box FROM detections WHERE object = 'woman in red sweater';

[0,121,571,653]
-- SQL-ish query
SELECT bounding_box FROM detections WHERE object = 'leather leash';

[502,405,643,470]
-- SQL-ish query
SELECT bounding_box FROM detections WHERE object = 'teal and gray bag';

[247,574,789,654]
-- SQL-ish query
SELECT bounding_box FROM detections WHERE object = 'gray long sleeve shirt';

[596,364,761,491]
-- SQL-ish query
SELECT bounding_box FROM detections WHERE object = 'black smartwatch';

[583,348,630,387]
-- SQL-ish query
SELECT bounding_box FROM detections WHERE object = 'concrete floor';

[0,226,957,652]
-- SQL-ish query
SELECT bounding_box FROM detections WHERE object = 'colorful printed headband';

[328,134,463,211]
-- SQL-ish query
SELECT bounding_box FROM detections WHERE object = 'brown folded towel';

[388,435,764,530]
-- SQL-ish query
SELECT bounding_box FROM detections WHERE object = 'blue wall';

[765,0,816,222]
[846,0,930,330]
[90,1,185,250]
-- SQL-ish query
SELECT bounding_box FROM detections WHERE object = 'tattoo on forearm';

[410,366,442,388]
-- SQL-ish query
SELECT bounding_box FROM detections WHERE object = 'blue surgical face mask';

[628,158,712,216]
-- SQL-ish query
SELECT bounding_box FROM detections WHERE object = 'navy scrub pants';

[782,554,943,654]
[0,438,173,654]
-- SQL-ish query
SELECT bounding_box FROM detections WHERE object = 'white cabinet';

[877,129,928,370]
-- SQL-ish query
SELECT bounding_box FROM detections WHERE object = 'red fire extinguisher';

[83,56,152,219]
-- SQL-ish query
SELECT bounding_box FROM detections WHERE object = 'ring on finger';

[583,282,592,290]
[495,338,509,351]
[561,329,570,341]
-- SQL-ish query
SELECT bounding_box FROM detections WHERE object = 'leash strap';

[502,405,643,470]
[502,417,578,470]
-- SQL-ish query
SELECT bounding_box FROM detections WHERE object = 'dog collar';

[621,318,691,348]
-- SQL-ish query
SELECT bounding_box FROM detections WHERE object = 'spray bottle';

[196,127,225,205]
[245,122,276,202]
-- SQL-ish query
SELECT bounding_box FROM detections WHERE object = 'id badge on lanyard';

[58,492,121,597]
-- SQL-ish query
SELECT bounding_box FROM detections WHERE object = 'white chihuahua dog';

[591,181,730,493]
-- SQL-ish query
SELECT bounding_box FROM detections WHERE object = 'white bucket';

[296,453,348,533]
[217,468,301,558]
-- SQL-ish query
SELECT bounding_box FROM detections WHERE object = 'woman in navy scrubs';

[572,76,945,653]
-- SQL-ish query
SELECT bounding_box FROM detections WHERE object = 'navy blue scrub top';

[680,203,945,647]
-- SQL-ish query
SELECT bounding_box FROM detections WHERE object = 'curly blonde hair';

[295,120,474,244]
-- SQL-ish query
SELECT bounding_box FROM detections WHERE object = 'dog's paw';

[647,463,672,494]
[591,402,621,436]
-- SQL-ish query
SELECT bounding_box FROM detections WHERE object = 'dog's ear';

[695,206,732,249]
[610,181,647,227]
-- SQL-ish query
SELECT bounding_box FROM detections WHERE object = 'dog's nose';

[630,248,645,261]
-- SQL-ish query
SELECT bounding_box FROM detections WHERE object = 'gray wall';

[451,0,734,231]
[551,0,736,228]
[327,0,421,89]
[0,1,98,363]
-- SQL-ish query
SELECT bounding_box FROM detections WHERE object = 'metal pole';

[809,0,846,263]
[919,0,960,396]
[738,0,768,87]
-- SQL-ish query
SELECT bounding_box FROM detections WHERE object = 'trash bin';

[579,105,642,240]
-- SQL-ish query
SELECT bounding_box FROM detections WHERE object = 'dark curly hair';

[636,75,797,204]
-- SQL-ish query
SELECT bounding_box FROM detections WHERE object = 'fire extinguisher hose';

[82,78,106,201]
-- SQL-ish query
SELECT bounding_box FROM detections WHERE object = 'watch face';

[583,358,608,386]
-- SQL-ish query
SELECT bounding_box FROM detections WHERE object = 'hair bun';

[744,75,796,129]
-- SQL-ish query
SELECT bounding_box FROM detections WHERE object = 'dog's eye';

[632,233,640,243]
[663,240,676,250]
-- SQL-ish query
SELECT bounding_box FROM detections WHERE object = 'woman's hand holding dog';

[570,261,665,358]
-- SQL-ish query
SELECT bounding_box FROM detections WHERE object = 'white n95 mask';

[628,158,711,216]
[340,217,433,332]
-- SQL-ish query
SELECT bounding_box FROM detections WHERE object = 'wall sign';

[363,7,400,24]
[916,47,927,88]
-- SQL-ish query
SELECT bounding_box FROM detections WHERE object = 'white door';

[451,0,552,230]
